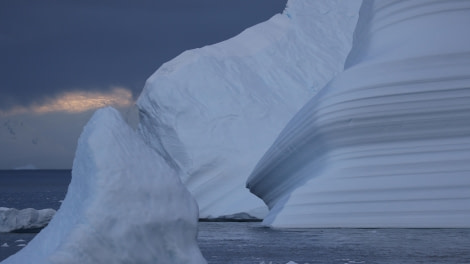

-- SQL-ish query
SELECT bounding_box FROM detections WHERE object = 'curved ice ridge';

[0,207,55,233]
[2,107,205,264]
[136,0,361,218]
[247,0,470,228]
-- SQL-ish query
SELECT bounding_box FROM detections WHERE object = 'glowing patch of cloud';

[1,87,134,116]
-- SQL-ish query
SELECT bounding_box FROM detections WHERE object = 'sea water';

[1,170,470,264]
[0,170,69,211]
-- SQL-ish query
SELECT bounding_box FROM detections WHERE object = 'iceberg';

[0,207,55,233]
[137,0,361,219]
[2,107,206,264]
[247,0,470,228]
[13,164,38,170]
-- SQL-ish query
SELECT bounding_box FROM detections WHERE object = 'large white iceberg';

[0,207,55,233]
[137,0,361,219]
[2,107,206,264]
[247,0,470,228]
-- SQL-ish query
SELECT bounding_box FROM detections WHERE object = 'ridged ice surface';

[247,0,470,228]
[137,0,361,218]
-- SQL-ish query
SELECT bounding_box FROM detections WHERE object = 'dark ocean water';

[0,170,70,211]
[1,170,470,264]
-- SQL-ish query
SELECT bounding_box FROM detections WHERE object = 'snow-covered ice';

[0,207,55,233]
[137,0,361,219]
[247,0,470,228]
[2,107,206,264]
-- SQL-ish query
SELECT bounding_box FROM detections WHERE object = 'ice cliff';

[247,0,470,228]
[137,0,361,219]
[2,108,205,264]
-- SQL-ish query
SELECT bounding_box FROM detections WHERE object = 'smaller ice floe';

[0,207,56,233]
[16,244,26,247]
[286,262,298,264]
[14,240,25,243]
[200,212,262,222]
[1,243,9,248]
[339,259,365,264]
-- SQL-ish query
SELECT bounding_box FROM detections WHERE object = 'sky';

[0,0,287,169]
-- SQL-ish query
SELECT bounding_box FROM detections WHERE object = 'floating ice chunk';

[1,243,8,248]
[0,207,55,233]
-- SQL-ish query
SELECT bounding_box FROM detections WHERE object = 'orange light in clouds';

[1,87,134,116]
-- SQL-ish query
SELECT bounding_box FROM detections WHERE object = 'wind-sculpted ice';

[0,207,55,233]
[2,107,206,264]
[247,0,470,228]
[137,0,361,219]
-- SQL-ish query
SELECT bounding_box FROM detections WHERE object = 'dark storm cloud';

[0,0,286,111]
